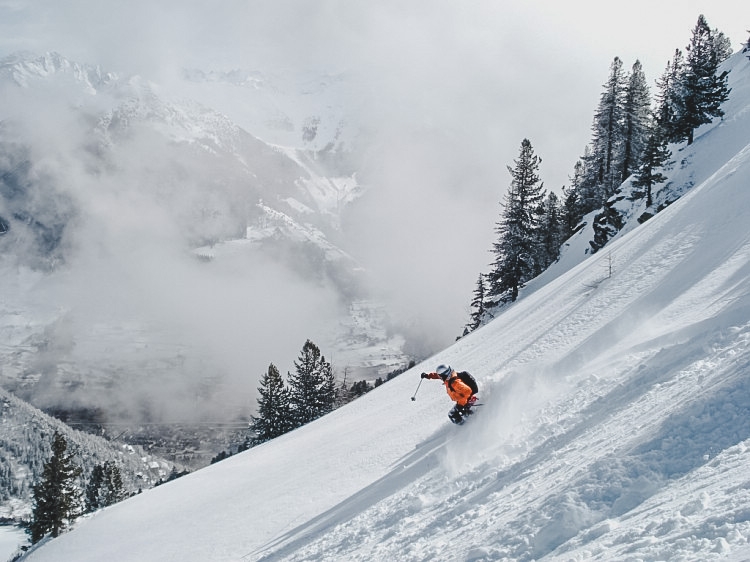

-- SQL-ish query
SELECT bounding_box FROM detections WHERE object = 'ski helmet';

[436,364,452,379]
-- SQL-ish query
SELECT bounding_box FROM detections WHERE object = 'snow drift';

[20,52,750,561]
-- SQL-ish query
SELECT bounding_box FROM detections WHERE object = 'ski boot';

[448,399,477,425]
[448,404,471,425]
[448,407,464,424]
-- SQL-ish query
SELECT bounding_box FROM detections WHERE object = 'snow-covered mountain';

[15,51,750,561]
[181,66,366,157]
[0,51,410,461]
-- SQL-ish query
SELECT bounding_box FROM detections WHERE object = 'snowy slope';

[19,53,750,561]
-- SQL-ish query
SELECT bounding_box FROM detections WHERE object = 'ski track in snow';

[257,319,750,562]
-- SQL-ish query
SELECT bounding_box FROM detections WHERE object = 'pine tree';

[350,380,373,397]
[562,172,582,239]
[487,139,545,303]
[562,155,591,231]
[590,56,629,200]
[103,463,123,506]
[537,191,564,269]
[84,464,104,512]
[288,340,336,427]
[632,130,672,207]
[318,359,336,416]
[621,60,652,181]
[673,15,731,145]
[575,147,598,216]
[711,29,733,63]
[465,274,488,333]
[28,431,82,543]
[85,461,124,513]
[654,50,685,145]
[250,363,293,445]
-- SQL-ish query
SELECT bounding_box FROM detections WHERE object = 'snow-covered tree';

[672,15,731,145]
[487,138,545,303]
[562,162,584,238]
[654,50,686,145]
[537,191,565,269]
[589,56,629,199]
[250,363,294,445]
[464,273,489,334]
[288,340,336,427]
[28,432,82,543]
[711,28,734,63]
[621,60,652,181]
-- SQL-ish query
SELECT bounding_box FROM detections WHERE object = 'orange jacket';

[425,372,474,406]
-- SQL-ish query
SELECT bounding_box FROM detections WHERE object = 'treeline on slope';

[17,432,127,550]
[20,434,190,555]
[211,339,414,463]
[461,14,734,337]
[0,388,173,523]
[14,425,191,553]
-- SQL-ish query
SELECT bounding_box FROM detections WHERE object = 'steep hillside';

[18,52,750,561]
[0,386,173,522]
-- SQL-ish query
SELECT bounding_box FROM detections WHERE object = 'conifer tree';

[621,60,652,181]
[563,154,594,229]
[632,131,671,207]
[465,273,488,334]
[84,465,104,512]
[537,191,565,269]
[562,173,582,239]
[711,29,733,63]
[589,56,629,200]
[28,431,82,543]
[288,340,335,427]
[575,147,597,216]
[654,51,685,144]
[84,461,125,512]
[487,139,545,303]
[317,357,336,418]
[250,363,293,445]
[349,380,373,397]
[672,15,731,145]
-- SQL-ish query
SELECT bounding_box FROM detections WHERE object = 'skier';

[421,364,478,424]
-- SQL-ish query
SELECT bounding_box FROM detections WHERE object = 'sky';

[0,0,746,412]
[0,0,746,192]
[16,50,750,561]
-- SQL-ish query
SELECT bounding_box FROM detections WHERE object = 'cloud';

[0,76,343,424]
[2,2,744,197]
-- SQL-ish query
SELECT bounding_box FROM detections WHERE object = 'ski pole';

[411,377,424,401]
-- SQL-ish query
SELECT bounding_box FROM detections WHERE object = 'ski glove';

[420,372,429,379]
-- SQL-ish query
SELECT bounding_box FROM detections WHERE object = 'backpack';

[455,371,478,395]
